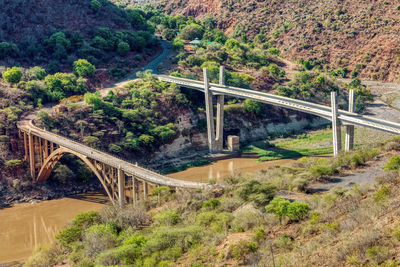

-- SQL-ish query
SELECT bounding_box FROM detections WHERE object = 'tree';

[162,29,176,41]
[0,42,19,59]
[83,136,100,148]
[53,164,74,183]
[2,67,22,84]
[27,66,46,80]
[117,41,130,56]
[90,0,102,12]
[180,24,204,40]
[73,59,95,77]
[265,197,290,223]
[244,99,263,115]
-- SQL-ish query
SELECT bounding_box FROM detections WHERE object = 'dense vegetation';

[36,73,190,161]
[25,135,400,266]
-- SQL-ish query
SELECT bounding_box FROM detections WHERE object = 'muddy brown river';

[0,157,294,264]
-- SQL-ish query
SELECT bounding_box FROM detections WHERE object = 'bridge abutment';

[331,91,342,156]
[345,89,355,152]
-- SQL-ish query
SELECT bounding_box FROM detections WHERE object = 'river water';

[0,157,293,264]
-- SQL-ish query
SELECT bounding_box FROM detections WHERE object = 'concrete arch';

[37,147,114,203]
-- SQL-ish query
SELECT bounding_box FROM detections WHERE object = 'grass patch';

[160,159,211,174]
[243,131,334,161]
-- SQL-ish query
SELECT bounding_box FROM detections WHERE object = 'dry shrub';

[376,171,399,185]
[24,245,64,267]
[232,204,265,231]
[100,204,150,230]
[334,228,383,262]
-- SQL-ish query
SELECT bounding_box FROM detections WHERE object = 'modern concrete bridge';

[157,67,400,155]
[17,120,205,206]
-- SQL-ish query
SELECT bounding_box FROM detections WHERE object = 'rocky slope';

[154,0,400,82]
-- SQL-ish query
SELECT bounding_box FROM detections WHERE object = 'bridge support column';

[203,68,216,153]
[28,133,36,180]
[143,181,148,200]
[132,177,137,205]
[118,167,125,206]
[23,132,28,161]
[345,89,356,152]
[215,66,225,152]
[331,91,342,156]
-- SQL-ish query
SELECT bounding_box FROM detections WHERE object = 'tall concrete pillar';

[143,181,148,200]
[117,167,125,206]
[203,68,216,153]
[331,91,342,156]
[132,177,137,205]
[23,132,28,161]
[345,89,356,152]
[43,139,49,159]
[28,132,35,179]
[215,66,225,152]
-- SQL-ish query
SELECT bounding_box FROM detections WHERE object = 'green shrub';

[143,226,204,255]
[366,246,390,264]
[56,211,101,248]
[202,198,221,210]
[52,164,74,183]
[153,210,180,226]
[96,234,147,265]
[162,29,176,41]
[2,66,22,83]
[90,0,102,12]
[286,201,310,221]
[108,143,122,153]
[244,99,262,115]
[384,156,400,171]
[196,211,233,233]
[0,42,19,59]
[117,41,130,56]
[373,186,391,203]
[73,59,95,77]
[27,66,47,80]
[83,136,100,148]
[237,180,277,207]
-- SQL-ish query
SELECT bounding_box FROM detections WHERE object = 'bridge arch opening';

[37,147,113,202]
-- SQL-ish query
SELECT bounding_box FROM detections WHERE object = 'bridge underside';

[19,130,159,205]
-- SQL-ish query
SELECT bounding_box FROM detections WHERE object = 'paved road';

[101,40,173,96]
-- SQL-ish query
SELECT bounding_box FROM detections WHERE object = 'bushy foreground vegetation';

[25,134,400,266]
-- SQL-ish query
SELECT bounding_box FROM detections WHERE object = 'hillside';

[154,0,400,82]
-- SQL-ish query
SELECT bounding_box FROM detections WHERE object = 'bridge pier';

[203,68,217,153]
[345,89,355,152]
[331,91,342,156]
[28,132,36,179]
[118,167,125,206]
[203,67,226,153]
[215,66,225,151]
